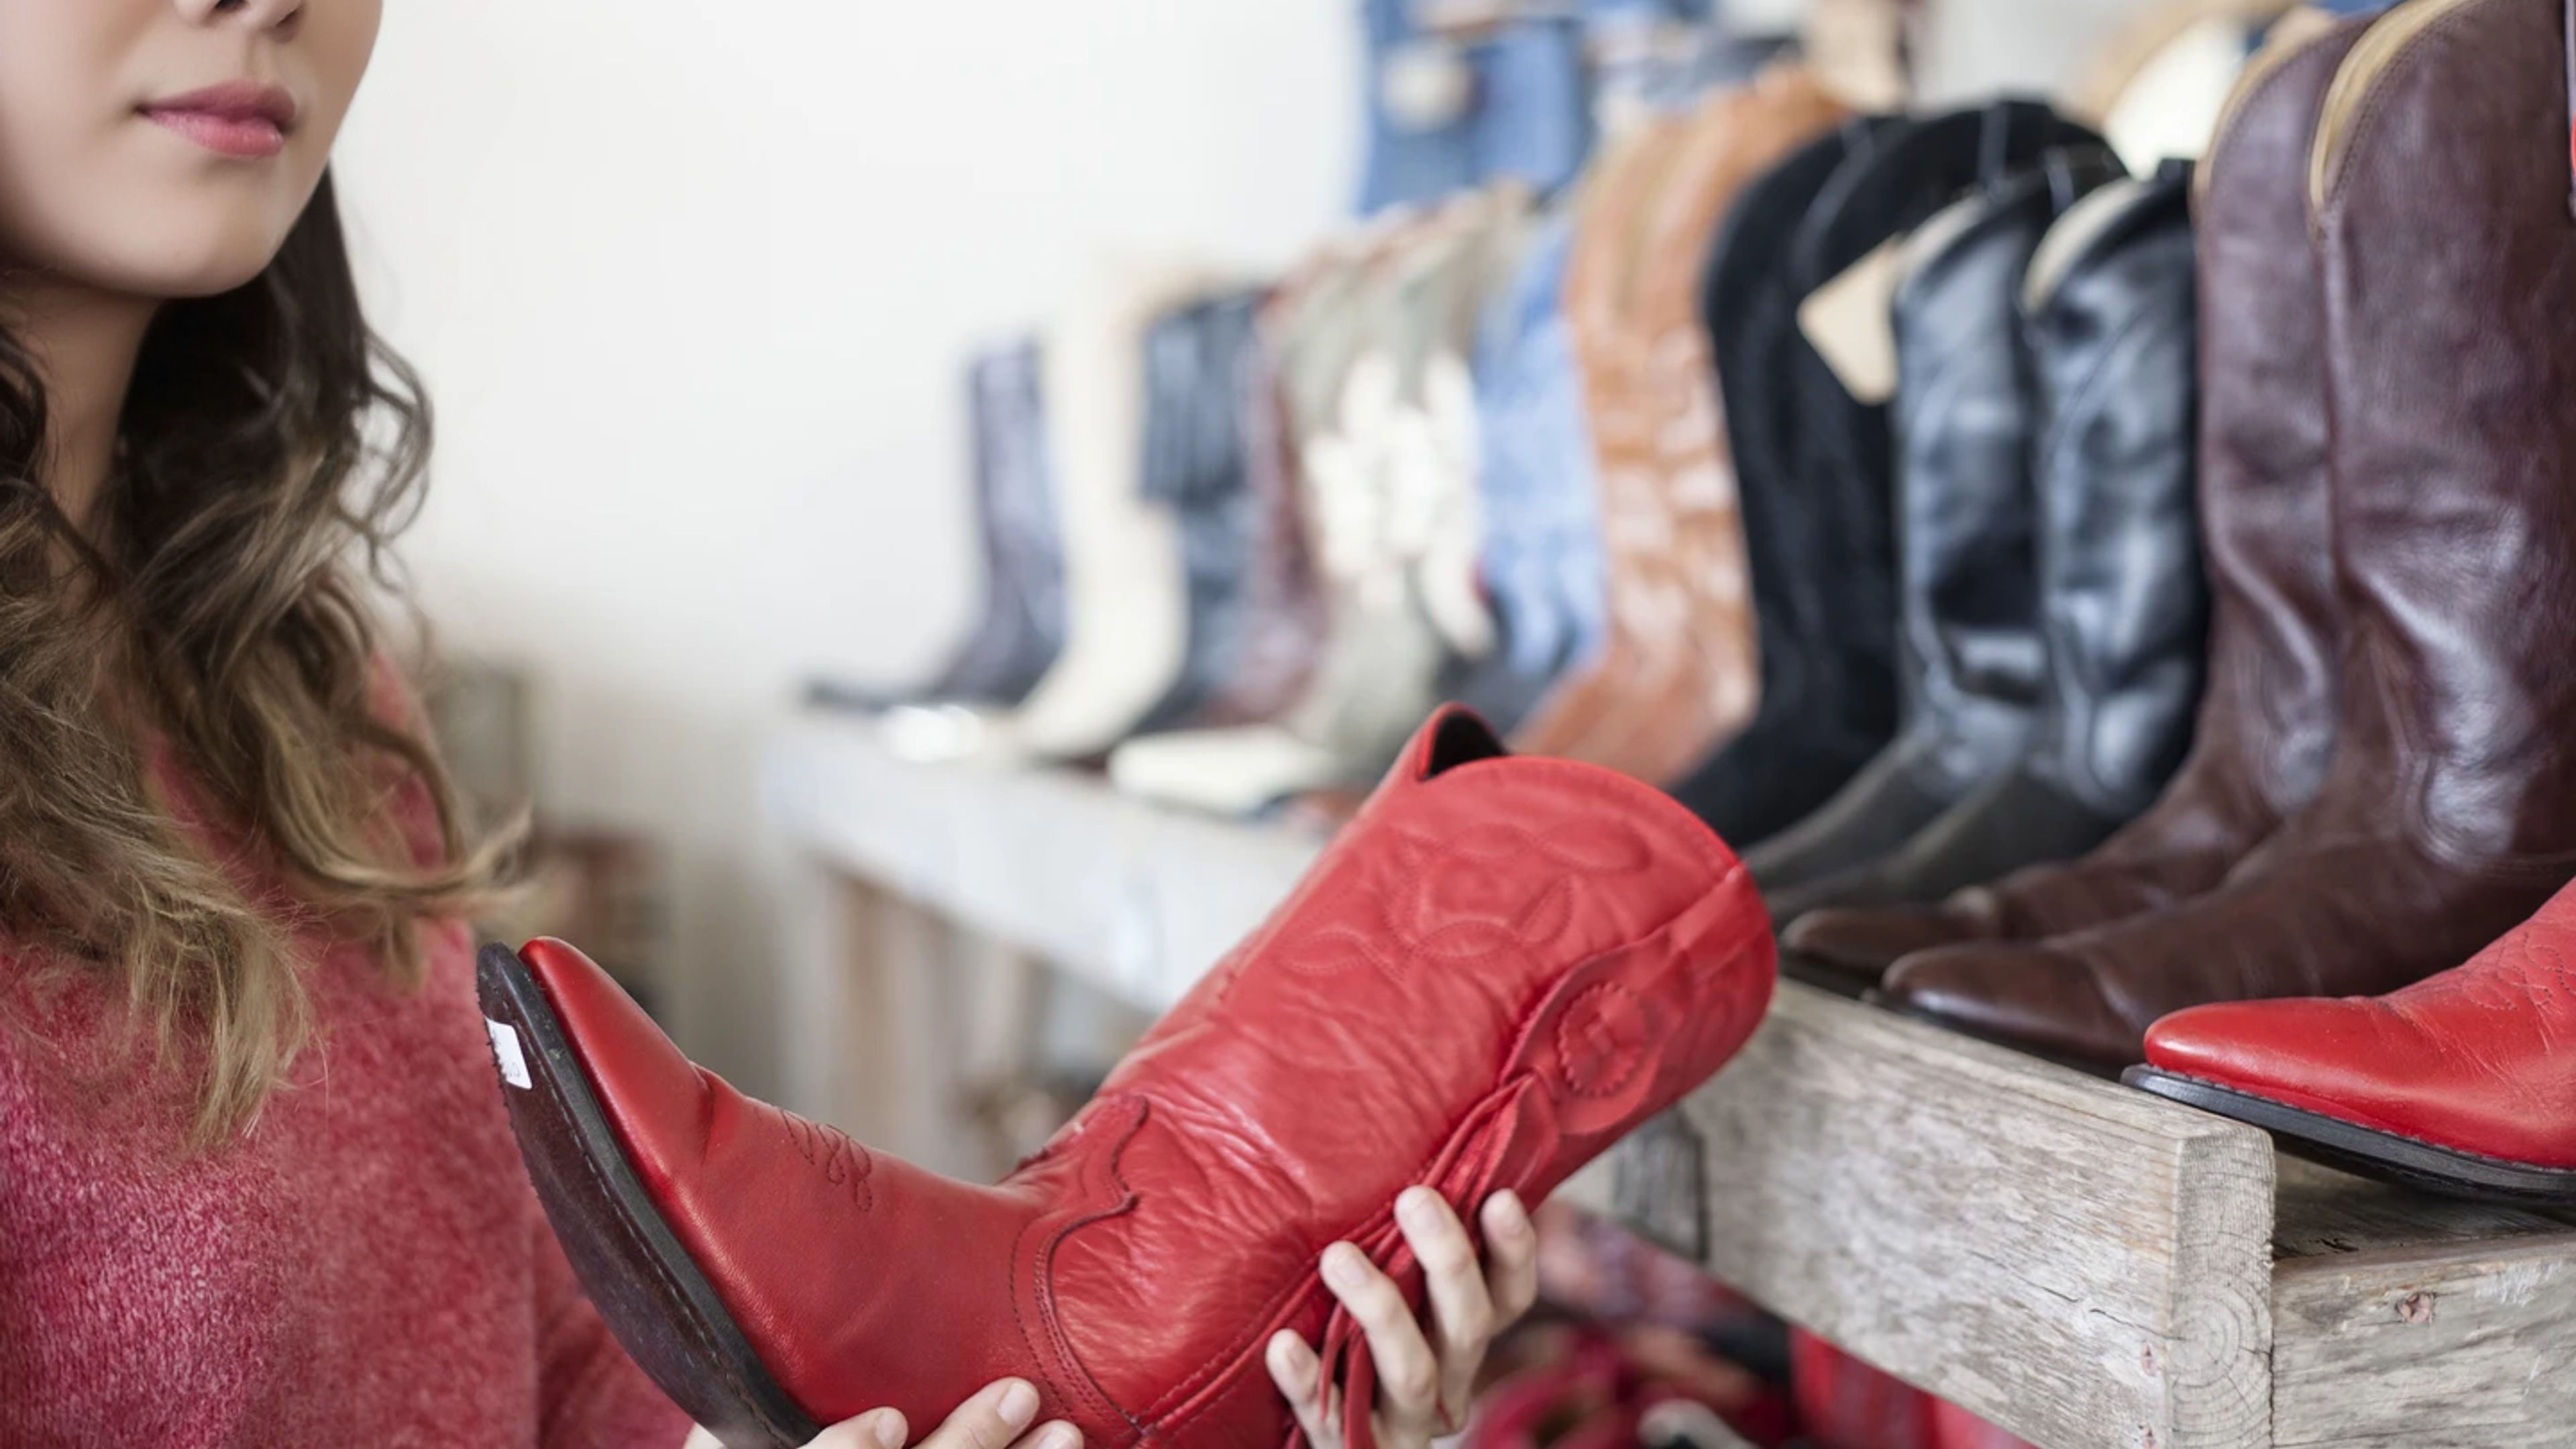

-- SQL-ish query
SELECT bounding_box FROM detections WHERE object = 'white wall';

[334,1,1360,1093]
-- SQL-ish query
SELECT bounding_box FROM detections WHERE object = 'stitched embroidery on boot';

[768,1102,875,1210]
[1554,982,1652,1097]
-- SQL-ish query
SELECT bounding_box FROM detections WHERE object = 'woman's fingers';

[1268,1328,1340,1449]
[1479,1189,1540,1326]
[911,1380,1079,1449]
[794,1411,910,1449]
[1322,1240,1447,1443]
[1395,1186,1493,1423]
[696,1383,1085,1449]
[689,1417,901,1449]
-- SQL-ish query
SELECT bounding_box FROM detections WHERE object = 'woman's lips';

[140,82,297,160]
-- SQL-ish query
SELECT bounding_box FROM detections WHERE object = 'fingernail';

[869,1411,907,1449]
[1000,1381,1040,1428]
[1038,1427,1080,1449]
[1397,1187,1438,1226]
[1323,1242,1365,1287]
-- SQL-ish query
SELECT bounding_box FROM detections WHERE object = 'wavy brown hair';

[0,172,514,1145]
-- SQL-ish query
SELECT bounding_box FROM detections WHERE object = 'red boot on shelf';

[477,706,1775,1449]
[2130,882,2576,1203]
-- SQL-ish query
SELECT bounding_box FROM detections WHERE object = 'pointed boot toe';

[2129,885,2576,1202]
[1880,942,2141,1071]
[2134,998,2379,1096]
[480,706,1777,1449]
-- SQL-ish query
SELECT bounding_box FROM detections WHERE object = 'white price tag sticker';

[484,1018,533,1090]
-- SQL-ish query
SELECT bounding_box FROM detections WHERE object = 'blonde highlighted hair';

[0,173,514,1145]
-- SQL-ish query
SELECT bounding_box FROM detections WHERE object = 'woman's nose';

[172,0,305,30]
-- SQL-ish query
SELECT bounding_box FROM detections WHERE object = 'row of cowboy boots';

[1118,68,1862,814]
[826,84,2169,841]
[1670,99,2112,847]
[2120,0,2576,1205]
[1746,144,2206,934]
[1765,0,2576,1144]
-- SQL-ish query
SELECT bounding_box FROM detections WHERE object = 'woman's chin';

[60,237,291,304]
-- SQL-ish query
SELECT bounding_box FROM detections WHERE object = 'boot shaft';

[2312,0,2576,857]
[1886,148,2124,782]
[2167,13,2372,821]
[1702,119,1897,698]
[1785,101,2107,710]
[2020,166,2207,814]
[967,341,1065,656]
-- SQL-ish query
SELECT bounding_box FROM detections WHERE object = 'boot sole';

[477,943,823,1449]
[1777,946,1881,999]
[2124,1067,2576,1205]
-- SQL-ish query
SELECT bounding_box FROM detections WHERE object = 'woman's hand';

[1265,1187,1541,1449]
[684,1187,1538,1449]
[684,1378,1081,1449]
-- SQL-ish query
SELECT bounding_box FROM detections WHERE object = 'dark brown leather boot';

[1780,15,2370,984]
[1882,0,2576,1067]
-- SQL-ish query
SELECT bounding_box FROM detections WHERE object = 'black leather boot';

[1672,100,2107,849]
[1746,147,2127,898]
[1774,162,2207,945]
[808,340,1069,712]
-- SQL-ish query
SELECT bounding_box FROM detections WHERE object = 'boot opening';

[1421,708,1508,779]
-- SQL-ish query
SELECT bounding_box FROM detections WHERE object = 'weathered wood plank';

[2271,1156,2576,1262]
[1645,983,2277,1449]
[2273,1233,2576,1448]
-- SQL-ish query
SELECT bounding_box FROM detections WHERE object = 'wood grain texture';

[1656,983,2276,1449]
[2271,1156,2576,1261]
[2273,1233,2576,1447]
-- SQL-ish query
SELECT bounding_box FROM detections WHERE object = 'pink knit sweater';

[0,739,693,1447]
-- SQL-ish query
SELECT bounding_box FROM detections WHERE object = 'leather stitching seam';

[2319,0,2500,225]
[1020,1099,1155,1444]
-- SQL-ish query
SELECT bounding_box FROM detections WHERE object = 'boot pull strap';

[1296,1093,1541,1449]
[1976,100,2015,196]
[1308,1240,1417,1449]
[2043,150,2081,217]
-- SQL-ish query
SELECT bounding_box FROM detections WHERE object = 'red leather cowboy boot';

[1878,0,2576,1067]
[2129,880,2576,1203]
[477,707,1773,1449]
